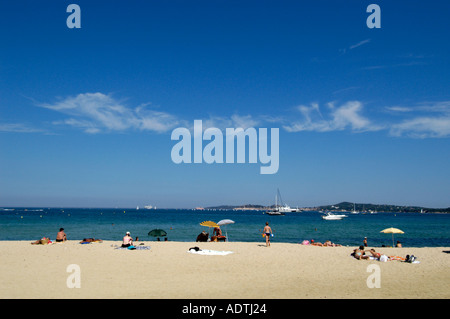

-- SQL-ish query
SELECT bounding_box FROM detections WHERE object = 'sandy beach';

[0,240,448,299]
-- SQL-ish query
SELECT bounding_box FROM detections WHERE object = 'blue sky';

[0,0,449,208]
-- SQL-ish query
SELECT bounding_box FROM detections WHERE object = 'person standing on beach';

[263,222,273,247]
[363,237,368,247]
[56,228,67,242]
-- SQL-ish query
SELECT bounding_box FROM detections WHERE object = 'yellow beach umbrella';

[200,221,219,228]
[199,221,219,240]
[380,227,404,247]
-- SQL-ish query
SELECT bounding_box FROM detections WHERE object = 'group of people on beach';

[31,228,67,245]
[30,224,403,254]
[352,246,385,260]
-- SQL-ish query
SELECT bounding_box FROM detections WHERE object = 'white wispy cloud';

[388,101,450,138]
[339,39,371,54]
[390,116,450,138]
[362,61,427,70]
[37,92,264,135]
[0,123,43,133]
[349,39,371,50]
[39,93,181,134]
[10,92,450,140]
[385,106,414,113]
[283,101,381,133]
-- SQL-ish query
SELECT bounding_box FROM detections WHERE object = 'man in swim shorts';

[56,228,67,242]
[263,222,272,247]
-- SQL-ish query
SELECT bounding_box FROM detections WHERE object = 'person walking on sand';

[56,228,67,242]
[263,222,273,247]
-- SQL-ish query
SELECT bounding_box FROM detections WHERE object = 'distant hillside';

[317,202,450,213]
[205,201,449,213]
[205,204,269,210]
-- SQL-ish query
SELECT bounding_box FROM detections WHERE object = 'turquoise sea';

[0,208,449,247]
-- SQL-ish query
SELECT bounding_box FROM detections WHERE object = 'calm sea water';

[0,208,449,247]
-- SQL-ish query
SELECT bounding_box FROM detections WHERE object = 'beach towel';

[187,249,233,255]
[115,246,151,250]
[389,256,406,261]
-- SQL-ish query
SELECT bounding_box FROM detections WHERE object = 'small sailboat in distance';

[351,203,359,214]
[266,189,287,215]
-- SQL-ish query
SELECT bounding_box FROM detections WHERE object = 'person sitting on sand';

[352,246,369,260]
[211,227,223,242]
[196,231,209,242]
[56,228,67,242]
[213,227,222,237]
[122,231,133,247]
[396,241,402,248]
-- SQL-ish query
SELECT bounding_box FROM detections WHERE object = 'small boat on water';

[322,212,347,220]
[266,210,285,216]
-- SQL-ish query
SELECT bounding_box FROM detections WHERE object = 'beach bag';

[405,255,416,263]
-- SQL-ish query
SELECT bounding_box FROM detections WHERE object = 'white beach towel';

[187,249,233,255]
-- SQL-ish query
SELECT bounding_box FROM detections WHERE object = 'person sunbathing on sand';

[323,240,342,247]
[31,237,51,245]
[80,238,103,244]
[367,248,386,260]
[310,239,323,246]
[352,246,369,260]
[310,240,341,247]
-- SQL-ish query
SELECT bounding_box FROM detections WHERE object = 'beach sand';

[0,240,448,299]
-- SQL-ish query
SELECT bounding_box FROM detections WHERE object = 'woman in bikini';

[353,246,369,260]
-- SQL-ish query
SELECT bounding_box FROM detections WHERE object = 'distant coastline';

[203,201,450,214]
[1,201,449,214]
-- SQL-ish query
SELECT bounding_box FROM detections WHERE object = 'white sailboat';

[351,203,359,214]
[266,189,290,215]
